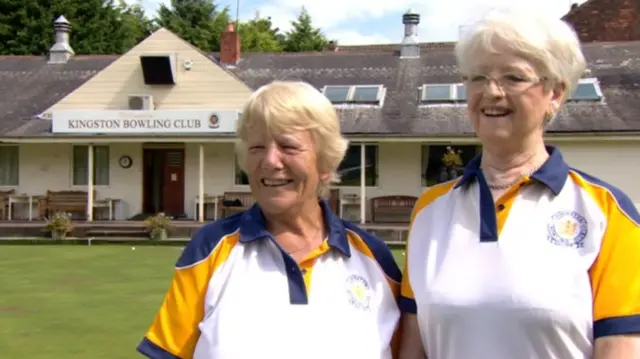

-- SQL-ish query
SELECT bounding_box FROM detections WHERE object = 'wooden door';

[163,149,185,217]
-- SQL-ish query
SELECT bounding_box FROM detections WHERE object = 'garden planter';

[150,228,168,241]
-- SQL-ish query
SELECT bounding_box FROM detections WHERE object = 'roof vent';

[48,15,74,64]
[401,9,420,59]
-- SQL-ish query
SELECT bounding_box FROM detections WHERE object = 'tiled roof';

[227,41,640,135]
[0,55,117,137]
[2,39,640,137]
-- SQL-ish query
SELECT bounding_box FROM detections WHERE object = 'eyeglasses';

[462,73,546,94]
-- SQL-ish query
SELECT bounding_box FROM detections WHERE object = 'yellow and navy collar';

[238,199,351,257]
[454,145,569,195]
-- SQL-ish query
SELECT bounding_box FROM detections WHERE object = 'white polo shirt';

[400,146,640,359]
[138,200,402,359]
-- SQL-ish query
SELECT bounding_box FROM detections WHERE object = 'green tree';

[117,0,158,49]
[0,0,148,55]
[282,7,329,52]
[156,0,231,52]
[238,12,283,52]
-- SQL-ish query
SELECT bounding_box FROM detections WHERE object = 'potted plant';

[144,212,172,240]
[44,211,73,240]
[441,146,464,181]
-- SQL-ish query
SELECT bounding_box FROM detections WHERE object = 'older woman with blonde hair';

[137,80,402,359]
[399,8,640,359]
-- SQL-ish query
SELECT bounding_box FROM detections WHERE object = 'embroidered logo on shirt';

[345,274,372,311]
[547,210,588,248]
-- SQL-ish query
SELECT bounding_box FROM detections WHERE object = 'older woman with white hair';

[398,9,640,359]
[137,80,402,359]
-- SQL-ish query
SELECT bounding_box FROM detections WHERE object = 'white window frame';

[420,83,466,103]
[322,85,386,104]
[72,145,110,186]
[0,145,19,186]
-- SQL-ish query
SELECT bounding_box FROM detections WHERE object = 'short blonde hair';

[235,80,349,198]
[455,8,587,102]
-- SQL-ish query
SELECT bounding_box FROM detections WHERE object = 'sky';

[129,0,588,45]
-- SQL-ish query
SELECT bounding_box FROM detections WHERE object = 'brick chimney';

[562,0,640,42]
[48,15,74,64]
[220,22,240,65]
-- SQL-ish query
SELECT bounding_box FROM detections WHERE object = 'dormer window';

[322,85,386,105]
[420,84,466,104]
[568,78,603,101]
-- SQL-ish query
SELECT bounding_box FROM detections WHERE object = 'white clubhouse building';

[1,14,640,226]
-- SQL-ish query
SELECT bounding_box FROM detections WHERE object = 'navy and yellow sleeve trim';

[137,215,244,358]
[137,337,182,359]
[571,170,640,338]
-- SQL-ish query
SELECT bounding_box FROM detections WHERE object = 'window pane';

[73,146,88,186]
[73,146,109,185]
[94,146,110,185]
[324,86,350,103]
[421,145,477,186]
[352,86,380,102]
[420,145,430,187]
[456,84,466,100]
[0,146,19,186]
[424,85,451,101]
[337,145,378,186]
[364,145,378,186]
[234,156,249,185]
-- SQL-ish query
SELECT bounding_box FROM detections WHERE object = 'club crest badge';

[208,113,219,128]
[345,274,372,311]
[547,210,588,248]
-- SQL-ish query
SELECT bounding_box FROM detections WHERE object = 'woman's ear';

[319,172,331,183]
[549,81,567,113]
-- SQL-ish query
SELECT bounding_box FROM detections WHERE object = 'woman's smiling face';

[465,52,565,144]
[245,121,329,216]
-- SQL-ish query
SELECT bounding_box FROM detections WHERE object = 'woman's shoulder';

[341,221,402,276]
[568,167,640,222]
[342,220,390,249]
[176,214,245,268]
[411,179,461,219]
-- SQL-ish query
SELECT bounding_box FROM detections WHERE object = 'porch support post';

[360,142,366,224]
[198,143,205,222]
[87,144,94,222]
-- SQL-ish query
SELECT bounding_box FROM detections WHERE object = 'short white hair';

[455,8,587,101]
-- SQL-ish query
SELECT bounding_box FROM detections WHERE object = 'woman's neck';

[481,139,549,187]
[264,200,326,262]
[265,200,324,236]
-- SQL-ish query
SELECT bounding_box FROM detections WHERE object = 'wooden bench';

[221,191,255,218]
[370,195,418,223]
[0,189,15,220]
[39,190,93,219]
